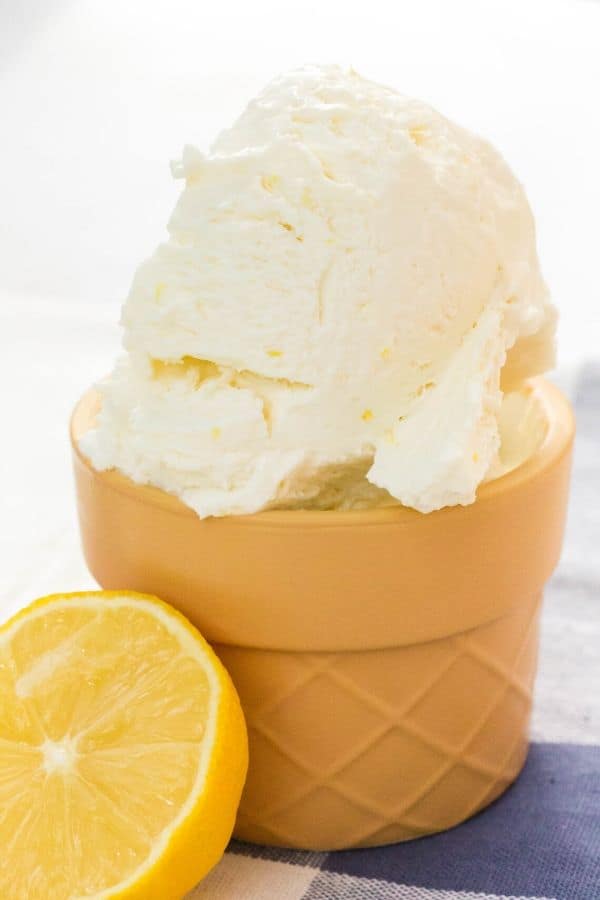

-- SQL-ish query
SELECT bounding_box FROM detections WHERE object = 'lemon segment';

[0,591,248,900]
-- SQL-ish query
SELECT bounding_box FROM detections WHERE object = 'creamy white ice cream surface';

[81,65,555,517]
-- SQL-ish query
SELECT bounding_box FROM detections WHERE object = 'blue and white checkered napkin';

[191,364,600,900]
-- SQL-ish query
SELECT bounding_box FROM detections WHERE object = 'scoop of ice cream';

[81,65,555,517]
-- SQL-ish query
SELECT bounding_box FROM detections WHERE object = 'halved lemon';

[0,591,248,900]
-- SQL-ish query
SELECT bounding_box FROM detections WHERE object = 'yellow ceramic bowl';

[71,378,574,850]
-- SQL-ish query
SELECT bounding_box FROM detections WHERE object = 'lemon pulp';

[0,592,247,900]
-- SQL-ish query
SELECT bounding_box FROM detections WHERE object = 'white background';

[1,0,600,366]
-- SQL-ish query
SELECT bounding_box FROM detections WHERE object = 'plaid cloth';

[0,299,598,900]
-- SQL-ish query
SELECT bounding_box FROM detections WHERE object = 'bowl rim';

[71,376,574,528]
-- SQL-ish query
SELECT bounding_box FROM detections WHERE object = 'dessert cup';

[70,378,574,850]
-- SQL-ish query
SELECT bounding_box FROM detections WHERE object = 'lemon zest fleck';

[408,125,428,146]
[261,174,280,192]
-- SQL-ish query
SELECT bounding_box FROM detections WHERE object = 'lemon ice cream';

[81,65,555,517]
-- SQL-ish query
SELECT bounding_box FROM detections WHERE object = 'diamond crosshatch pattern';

[218,593,541,850]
